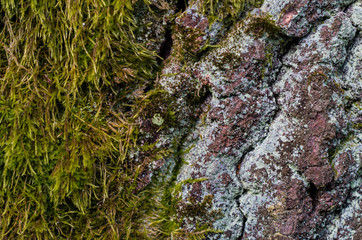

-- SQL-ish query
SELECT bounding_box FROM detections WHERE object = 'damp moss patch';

[0,0,226,239]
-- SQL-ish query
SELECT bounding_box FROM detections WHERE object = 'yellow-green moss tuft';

[196,0,264,23]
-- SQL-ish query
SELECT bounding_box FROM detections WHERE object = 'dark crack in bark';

[176,0,188,13]
[157,27,173,64]
[341,31,360,75]
[307,182,319,213]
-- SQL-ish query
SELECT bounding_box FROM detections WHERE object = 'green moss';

[196,0,264,24]
[306,70,328,86]
[0,0,190,239]
[352,123,362,129]
[328,132,356,180]
[128,142,221,239]
[175,24,207,58]
[134,88,181,139]
[142,178,222,240]
[245,13,283,38]
[0,1,226,239]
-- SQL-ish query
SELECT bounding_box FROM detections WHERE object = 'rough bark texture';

[148,0,362,239]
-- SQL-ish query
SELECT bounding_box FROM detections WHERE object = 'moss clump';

[0,0,186,239]
[307,70,328,86]
[177,194,222,225]
[245,13,283,38]
[141,179,222,240]
[0,0,221,239]
[174,24,207,58]
[135,89,180,140]
[196,0,264,23]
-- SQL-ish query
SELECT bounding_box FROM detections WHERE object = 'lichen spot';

[152,113,164,126]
